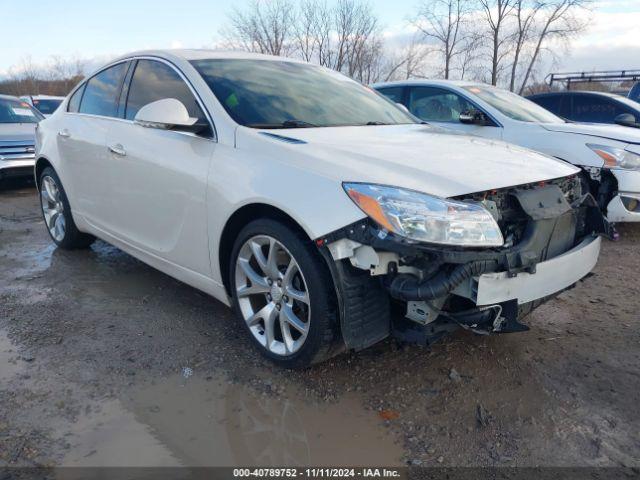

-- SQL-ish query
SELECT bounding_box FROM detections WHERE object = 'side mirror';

[459,109,489,126]
[134,98,207,133]
[614,113,638,127]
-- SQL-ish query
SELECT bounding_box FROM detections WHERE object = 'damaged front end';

[317,175,611,350]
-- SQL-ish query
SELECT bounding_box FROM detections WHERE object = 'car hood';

[0,123,37,143]
[540,122,640,145]
[245,124,578,198]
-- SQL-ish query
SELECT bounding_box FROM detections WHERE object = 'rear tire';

[229,218,340,368]
[39,167,95,250]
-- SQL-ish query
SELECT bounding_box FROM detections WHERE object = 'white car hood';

[246,124,578,198]
[540,122,640,145]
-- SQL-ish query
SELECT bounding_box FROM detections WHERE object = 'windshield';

[0,98,43,124]
[190,59,415,128]
[33,98,63,115]
[611,94,640,110]
[464,85,563,123]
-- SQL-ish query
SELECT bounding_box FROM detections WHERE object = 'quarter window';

[530,95,563,116]
[125,60,205,123]
[377,87,404,103]
[408,87,475,123]
[79,62,128,117]
[67,84,85,113]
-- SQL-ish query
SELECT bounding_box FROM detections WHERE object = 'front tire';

[39,167,95,250]
[229,219,339,368]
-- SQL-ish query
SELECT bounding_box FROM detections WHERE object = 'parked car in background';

[374,80,640,223]
[35,50,607,367]
[20,95,65,117]
[527,91,640,129]
[0,95,43,182]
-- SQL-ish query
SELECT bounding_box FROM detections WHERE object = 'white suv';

[35,50,607,367]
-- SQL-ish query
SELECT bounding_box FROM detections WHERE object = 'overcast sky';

[2,0,640,77]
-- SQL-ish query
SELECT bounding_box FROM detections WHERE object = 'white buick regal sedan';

[36,50,609,367]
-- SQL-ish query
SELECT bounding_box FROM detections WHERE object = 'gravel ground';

[1,179,639,468]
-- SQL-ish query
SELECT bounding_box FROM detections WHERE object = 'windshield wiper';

[247,119,318,129]
[365,121,389,125]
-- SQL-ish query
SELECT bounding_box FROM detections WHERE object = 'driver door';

[105,58,216,278]
[405,86,503,140]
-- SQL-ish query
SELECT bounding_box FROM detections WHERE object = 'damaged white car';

[36,50,609,367]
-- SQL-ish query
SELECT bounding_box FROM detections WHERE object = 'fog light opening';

[621,196,640,212]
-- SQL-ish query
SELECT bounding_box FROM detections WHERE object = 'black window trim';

[65,55,217,142]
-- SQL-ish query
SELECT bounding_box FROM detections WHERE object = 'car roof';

[372,79,482,89]
[112,49,307,64]
[0,94,22,101]
[529,90,624,99]
[22,94,65,100]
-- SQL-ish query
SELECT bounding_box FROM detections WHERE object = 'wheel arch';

[34,156,54,190]
[218,203,314,297]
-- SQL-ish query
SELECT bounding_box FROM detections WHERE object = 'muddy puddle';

[62,373,403,467]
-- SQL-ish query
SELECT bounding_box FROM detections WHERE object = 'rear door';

[105,58,215,277]
[58,61,130,228]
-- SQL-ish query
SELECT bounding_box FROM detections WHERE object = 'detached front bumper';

[471,235,600,306]
[606,169,640,222]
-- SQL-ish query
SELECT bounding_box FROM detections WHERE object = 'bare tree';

[412,0,473,79]
[223,0,384,83]
[295,0,321,62]
[506,0,540,91]
[457,30,484,80]
[11,56,40,94]
[518,0,591,94]
[331,0,382,78]
[222,0,296,56]
[479,0,515,85]
[0,55,86,96]
[48,55,87,94]
[380,36,432,81]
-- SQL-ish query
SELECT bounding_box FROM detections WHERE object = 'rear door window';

[79,62,128,117]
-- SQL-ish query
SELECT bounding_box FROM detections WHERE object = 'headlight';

[343,183,504,247]
[587,144,640,170]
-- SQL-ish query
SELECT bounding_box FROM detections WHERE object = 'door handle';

[108,144,126,156]
[58,129,70,138]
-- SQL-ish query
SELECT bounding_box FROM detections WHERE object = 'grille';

[0,141,36,161]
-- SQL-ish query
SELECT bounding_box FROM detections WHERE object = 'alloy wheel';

[41,176,66,242]
[234,235,311,356]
